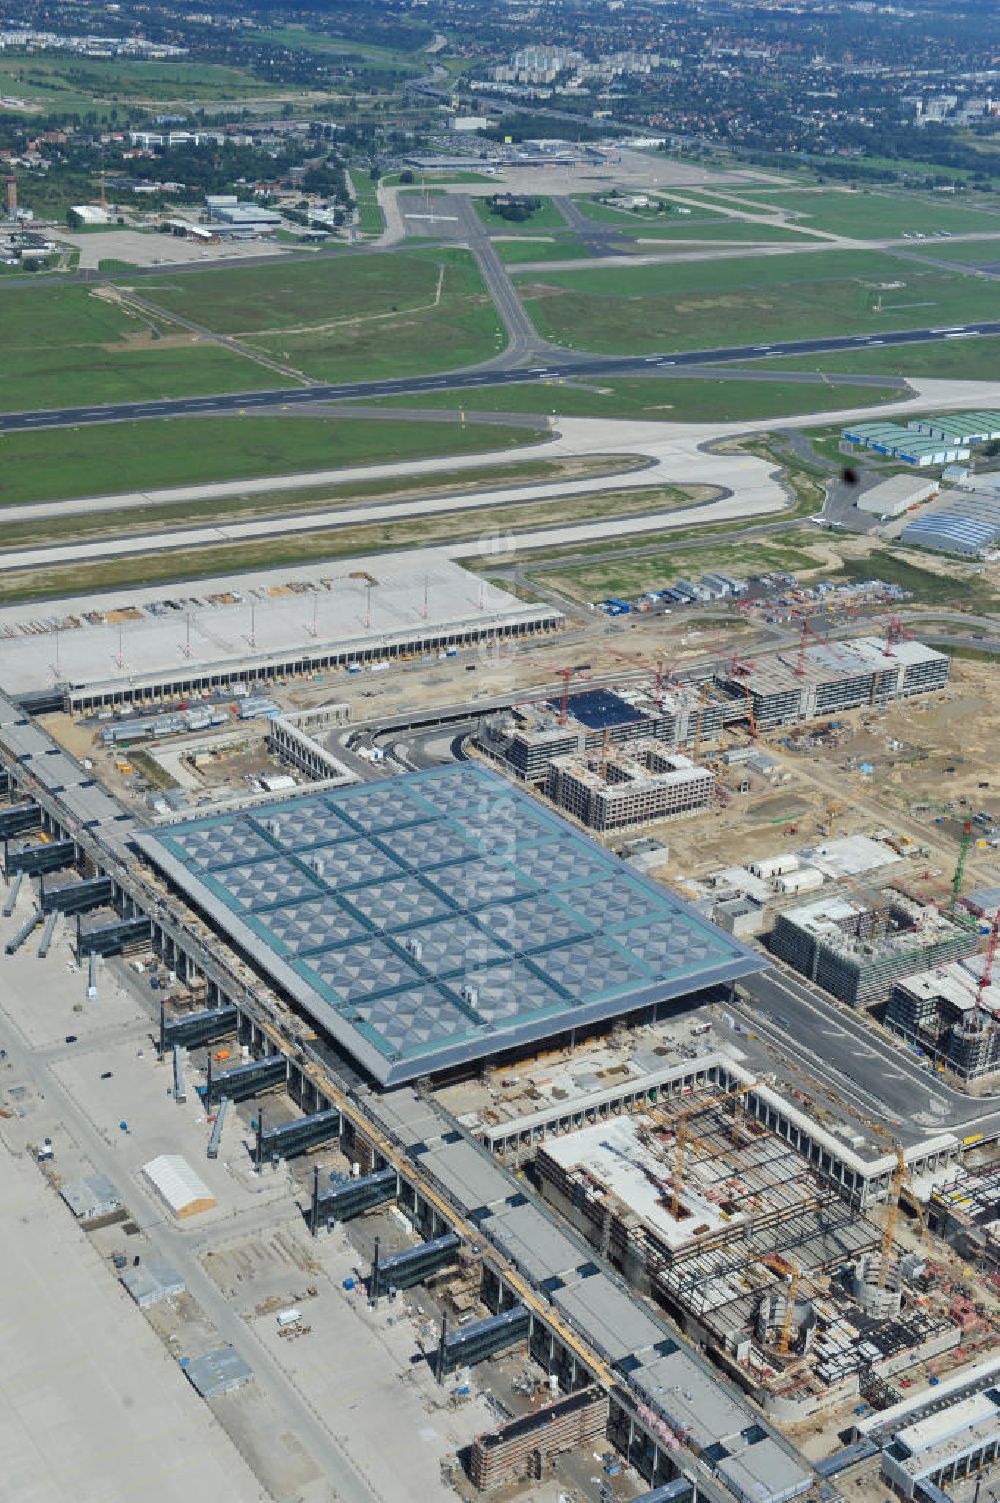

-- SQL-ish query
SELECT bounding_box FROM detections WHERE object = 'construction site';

[436,1052,999,1433]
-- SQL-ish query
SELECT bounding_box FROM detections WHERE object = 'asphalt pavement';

[737,969,1000,1144]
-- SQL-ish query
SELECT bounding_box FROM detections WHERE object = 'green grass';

[749,334,1000,383]
[494,238,593,264]
[572,194,813,242]
[833,551,999,611]
[127,249,506,381]
[349,171,384,236]
[0,415,534,508]
[676,187,1000,241]
[133,253,435,334]
[535,537,823,605]
[897,238,1000,262]
[0,55,279,117]
[516,248,1000,355]
[0,479,700,607]
[248,24,426,68]
[373,374,899,423]
[473,196,567,232]
[0,278,292,411]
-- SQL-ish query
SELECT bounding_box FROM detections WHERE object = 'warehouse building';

[545,744,715,832]
[841,422,970,467]
[908,411,1000,445]
[856,474,938,518]
[141,1154,216,1219]
[716,637,950,733]
[769,893,978,1007]
[899,486,1000,557]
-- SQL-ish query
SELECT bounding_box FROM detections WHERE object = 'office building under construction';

[478,684,725,783]
[886,960,1000,1081]
[769,892,978,1007]
[478,638,950,784]
[715,637,950,733]
[545,744,715,832]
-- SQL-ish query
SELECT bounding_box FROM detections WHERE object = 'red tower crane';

[884,616,914,658]
[794,617,822,677]
[977,912,1000,1012]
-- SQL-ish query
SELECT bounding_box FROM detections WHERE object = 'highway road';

[3,321,1000,433]
[737,969,1000,1145]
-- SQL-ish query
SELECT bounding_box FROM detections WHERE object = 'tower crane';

[879,1146,908,1288]
[975,910,1000,1014]
[650,1080,758,1222]
[778,1260,802,1356]
[950,820,973,914]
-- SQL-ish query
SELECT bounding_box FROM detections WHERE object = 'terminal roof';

[137,765,765,1086]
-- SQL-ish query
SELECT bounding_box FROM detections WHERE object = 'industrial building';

[136,764,765,1087]
[849,1354,1000,1500]
[856,475,938,518]
[544,744,715,832]
[204,194,282,233]
[769,893,978,1007]
[716,637,950,733]
[0,552,562,709]
[886,959,1000,1081]
[881,1387,1000,1499]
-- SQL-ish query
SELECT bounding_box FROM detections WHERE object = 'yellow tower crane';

[652,1080,758,1222]
[778,1260,802,1356]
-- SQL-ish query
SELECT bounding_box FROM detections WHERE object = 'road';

[3,321,999,433]
[737,969,1000,1144]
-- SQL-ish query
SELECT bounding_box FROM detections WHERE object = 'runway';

[2,321,998,434]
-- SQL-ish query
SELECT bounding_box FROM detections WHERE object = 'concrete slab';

[0,1144,267,1503]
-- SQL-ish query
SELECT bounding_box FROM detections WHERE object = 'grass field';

[375,374,899,423]
[0,55,279,116]
[249,25,425,69]
[572,195,813,242]
[134,253,435,334]
[130,249,506,381]
[834,551,999,611]
[495,238,593,264]
[349,171,384,236]
[516,248,1000,355]
[474,197,568,232]
[677,187,1000,241]
[0,415,533,508]
[0,282,292,411]
[0,480,701,607]
[751,334,1000,383]
[898,238,1000,263]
